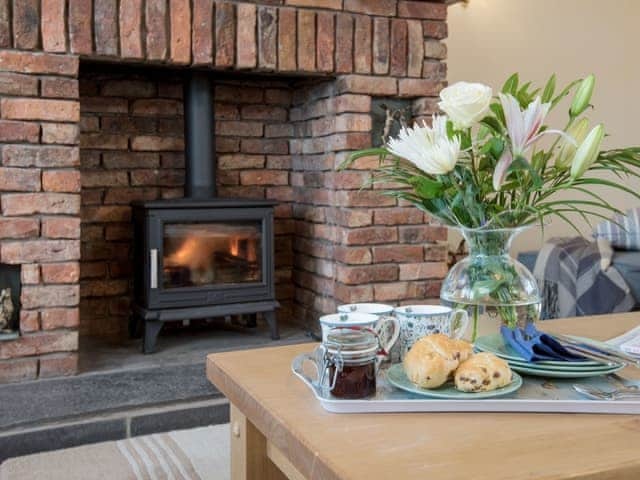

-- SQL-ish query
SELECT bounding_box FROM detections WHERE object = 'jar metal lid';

[337,303,394,315]
[319,312,378,327]
[325,327,379,358]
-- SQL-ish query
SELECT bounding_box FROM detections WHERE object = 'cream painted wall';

[446,0,640,253]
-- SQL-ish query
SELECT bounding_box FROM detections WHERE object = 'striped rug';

[0,424,230,480]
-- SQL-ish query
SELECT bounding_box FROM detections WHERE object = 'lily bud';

[555,118,589,169]
[570,74,595,117]
[570,124,604,180]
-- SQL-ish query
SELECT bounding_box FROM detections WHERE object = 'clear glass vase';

[440,226,541,341]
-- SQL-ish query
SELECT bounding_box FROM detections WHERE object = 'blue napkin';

[500,323,586,362]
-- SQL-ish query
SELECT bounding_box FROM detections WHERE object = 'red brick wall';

[79,70,184,337]
[290,81,449,322]
[0,52,81,382]
[214,80,296,324]
[36,0,446,76]
[0,0,448,382]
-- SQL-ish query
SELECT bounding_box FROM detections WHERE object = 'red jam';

[329,361,376,399]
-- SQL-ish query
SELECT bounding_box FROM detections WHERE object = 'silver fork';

[573,384,640,400]
[607,373,640,390]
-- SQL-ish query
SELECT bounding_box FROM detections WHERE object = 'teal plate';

[474,334,603,367]
[386,364,523,399]
[508,362,624,378]
[505,358,623,372]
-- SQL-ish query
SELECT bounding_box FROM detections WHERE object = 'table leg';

[230,403,289,480]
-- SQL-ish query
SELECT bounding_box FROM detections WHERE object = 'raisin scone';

[448,338,474,363]
[454,352,513,392]
[403,334,473,389]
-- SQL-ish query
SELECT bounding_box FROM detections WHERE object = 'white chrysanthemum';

[386,116,461,175]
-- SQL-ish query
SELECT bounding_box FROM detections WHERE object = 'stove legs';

[264,311,279,340]
[245,313,257,328]
[143,320,163,354]
[128,315,142,339]
[134,301,280,352]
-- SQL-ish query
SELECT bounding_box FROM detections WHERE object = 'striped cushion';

[593,208,640,250]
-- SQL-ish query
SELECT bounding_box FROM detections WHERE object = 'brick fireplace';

[0,0,449,383]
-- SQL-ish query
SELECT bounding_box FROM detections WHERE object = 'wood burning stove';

[132,72,279,353]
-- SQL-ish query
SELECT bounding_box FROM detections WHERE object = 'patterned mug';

[394,305,469,359]
[336,303,399,357]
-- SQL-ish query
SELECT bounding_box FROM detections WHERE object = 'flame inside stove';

[163,223,260,286]
[167,236,201,266]
[230,240,239,257]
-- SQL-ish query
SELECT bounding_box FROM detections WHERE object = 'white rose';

[438,81,493,129]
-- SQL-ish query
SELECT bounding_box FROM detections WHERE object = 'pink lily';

[493,94,574,190]
[492,149,513,191]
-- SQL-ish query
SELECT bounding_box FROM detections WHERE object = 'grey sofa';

[518,250,640,316]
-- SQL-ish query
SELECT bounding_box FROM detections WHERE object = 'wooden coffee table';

[206,313,640,480]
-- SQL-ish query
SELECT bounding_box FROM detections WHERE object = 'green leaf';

[479,137,504,161]
[507,156,543,189]
[479,116,503,135]
[489,103,506,126]
[530,150,546,171]
[574,177,640,201]
[546,209,582,235]
[471,279,505,299]
[542,74,557,103]
[460,130,472,150]
[550,79,581,110]
[476,124,490,141]
[516,81,532,106]
[502,73,519,95]
[409,176,444,199]
[339,148,388,170]
[446,120,456,139]
[490,138,505,159]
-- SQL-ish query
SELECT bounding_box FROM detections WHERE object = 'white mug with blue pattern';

[394,305,469,360]
[334,303,400,357]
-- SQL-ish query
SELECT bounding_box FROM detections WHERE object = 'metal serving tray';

[292,353,640,415]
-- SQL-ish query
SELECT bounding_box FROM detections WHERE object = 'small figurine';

[0,288,14,331]
[379,103,411,144]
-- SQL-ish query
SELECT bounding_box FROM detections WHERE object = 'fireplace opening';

[76,62,307,362]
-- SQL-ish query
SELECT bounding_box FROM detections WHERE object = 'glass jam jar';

[323,328,380,399]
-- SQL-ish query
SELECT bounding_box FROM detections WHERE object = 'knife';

[554,333,640,368]
[560,344,624,367]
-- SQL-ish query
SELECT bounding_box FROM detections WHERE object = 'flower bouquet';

[341,74,640,339]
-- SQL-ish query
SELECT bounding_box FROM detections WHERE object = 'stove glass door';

[162,221,262,289]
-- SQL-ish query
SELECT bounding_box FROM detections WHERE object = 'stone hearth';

[0,0,449,383]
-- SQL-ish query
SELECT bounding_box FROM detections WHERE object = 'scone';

[403,334,472,389]
[448,338,474,363]
[454,352,513,392]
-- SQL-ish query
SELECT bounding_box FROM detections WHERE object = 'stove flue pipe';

[183,71,216,198]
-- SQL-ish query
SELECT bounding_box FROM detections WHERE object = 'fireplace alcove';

[78,63,303,366]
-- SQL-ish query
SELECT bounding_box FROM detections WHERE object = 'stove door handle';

[150,249,158,289]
